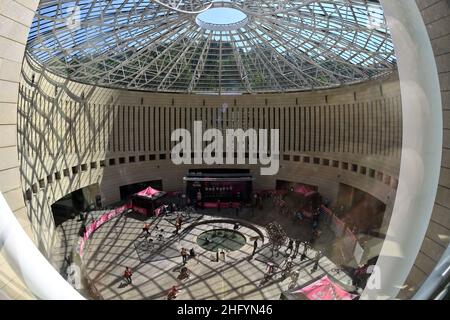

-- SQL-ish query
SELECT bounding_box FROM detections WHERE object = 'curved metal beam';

[151,0,213,14]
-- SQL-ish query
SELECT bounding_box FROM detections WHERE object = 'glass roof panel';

[26,0,396,94]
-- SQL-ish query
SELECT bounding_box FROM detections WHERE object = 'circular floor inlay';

[197,228,246,252]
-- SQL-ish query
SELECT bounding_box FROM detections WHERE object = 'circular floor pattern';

[197,229,246,252]
[78,205,353,300]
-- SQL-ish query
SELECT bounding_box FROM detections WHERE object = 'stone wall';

[18,56,402,257]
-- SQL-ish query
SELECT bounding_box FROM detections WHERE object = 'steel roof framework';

[27,0,396,94]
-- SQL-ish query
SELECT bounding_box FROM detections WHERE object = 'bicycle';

[137,238,155,252]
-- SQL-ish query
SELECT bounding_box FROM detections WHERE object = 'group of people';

[261,257,295,284]
[140,222,165,244]
[261,240,320,286]
[125,191,328,297]
[122,247,194,298]
[141,210,185,240]
[168,248,196,299]
[285,238,314,260]
[253,193,264,211]
[285,238,299,256]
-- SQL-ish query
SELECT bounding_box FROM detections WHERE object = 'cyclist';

[142,223,151,238]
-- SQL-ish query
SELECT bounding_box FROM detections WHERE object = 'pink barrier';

[79,204,130,257]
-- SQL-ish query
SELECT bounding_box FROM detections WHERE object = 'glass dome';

[26,0,396,94]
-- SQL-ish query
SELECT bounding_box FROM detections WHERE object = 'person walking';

[123,266,133,284]
[167,286,179,300]
[189,248,196,259]
[285,238,294,255]
[252,239,258,257]
[292,239,300,258]
[282,257,294,278]
[301,242,309,261]
[288,271,300,290]
[142,223,151,237]
[178,266,190,281]
[176,214,183,227]
[197,191,205,209]
[173,214,182,235]
[311,251,321,273]
[181,247,188,265]
[79,223,87,237]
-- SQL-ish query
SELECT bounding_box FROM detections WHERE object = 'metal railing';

[413,245,450,300]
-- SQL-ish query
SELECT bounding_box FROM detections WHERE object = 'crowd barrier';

[78,204,130,257]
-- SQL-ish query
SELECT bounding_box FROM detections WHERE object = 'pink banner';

[296,276,356,300]
[79,205,128,257]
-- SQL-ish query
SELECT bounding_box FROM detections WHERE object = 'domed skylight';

[26,0,396,94]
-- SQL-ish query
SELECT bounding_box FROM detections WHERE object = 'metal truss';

[27,0,396,94]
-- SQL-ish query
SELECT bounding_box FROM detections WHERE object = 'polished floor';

[71,202,354,300]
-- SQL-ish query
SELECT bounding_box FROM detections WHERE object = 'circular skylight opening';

[196,7,249,31]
